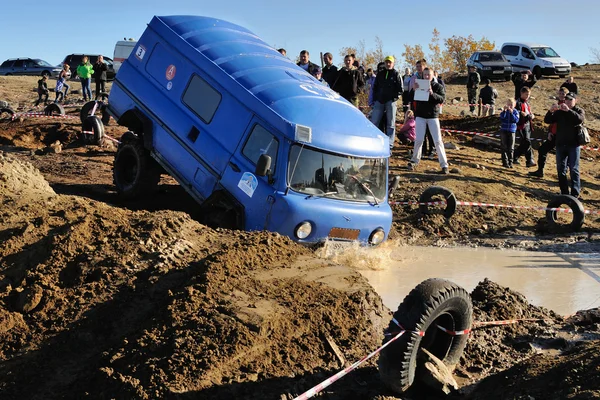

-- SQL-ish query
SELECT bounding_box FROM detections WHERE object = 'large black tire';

[0,108,15,120]
[533,66,542,80]
[378,279,473,394]
[82,115,104,145]
[546,194,585,232]
[113,134,161,199]
[44,103,65,116]
[419,186,457,219]
[80,100,109,125]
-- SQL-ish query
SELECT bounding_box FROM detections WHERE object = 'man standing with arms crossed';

[370,56,403,150]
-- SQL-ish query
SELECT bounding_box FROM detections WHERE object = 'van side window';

[502,45,519,57]
[522,48,535,60]
[242,124,279,171]
[182,75,222,124]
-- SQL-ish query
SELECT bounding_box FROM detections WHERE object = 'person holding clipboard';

[407,67,449,174]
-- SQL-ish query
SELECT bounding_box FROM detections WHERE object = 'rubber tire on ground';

[80,100,109,125]
[82,115,105,145]
[546,194,585,232]
[0,108,15,120]
[533,66,542,80]
[113,134,161,199]
[378,278,473,394]
[44,103,65,116]
[418,186,457,219]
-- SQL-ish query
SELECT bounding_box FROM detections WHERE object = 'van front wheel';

[113,134,161,199]
[533,66,542,79]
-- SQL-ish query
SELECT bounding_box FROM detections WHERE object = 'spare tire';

[378,278,472,394]
[113,134,161,199]
[546,194,585,232]
[82,115,105,145]
[44,103,65,116]
[419,186,457,219]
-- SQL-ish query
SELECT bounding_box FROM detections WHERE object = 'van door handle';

[229,162,240,172]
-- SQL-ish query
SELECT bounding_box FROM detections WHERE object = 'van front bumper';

[542,66,571,76]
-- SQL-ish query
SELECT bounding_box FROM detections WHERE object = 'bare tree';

[591,46,600,64]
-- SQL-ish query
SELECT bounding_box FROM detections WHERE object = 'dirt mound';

[0,160,389,399]
[0,151,55,200]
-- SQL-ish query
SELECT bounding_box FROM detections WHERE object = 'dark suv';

[61,54,115,80]
[0,58,62,77]
[466,51,513,81]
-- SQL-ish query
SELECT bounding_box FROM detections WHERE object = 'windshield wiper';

[306,191,338,199]
[350,175,380,205]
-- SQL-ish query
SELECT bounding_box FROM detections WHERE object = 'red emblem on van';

[166,65,176,80]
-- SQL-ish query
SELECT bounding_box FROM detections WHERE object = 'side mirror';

[388,175,401,197]
[255,154,272,177]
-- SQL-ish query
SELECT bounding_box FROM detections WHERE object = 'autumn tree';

[402,44,425,70]
[443,35,495,72]
[428,28,453,73]
[339,36,390,70]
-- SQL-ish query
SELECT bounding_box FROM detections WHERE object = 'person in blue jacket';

[499,98,520,168]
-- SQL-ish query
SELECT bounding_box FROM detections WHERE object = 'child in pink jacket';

[398,110,416,144]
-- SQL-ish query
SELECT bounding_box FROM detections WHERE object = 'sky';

[1,0,599,69]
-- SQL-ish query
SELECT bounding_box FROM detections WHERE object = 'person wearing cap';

[544,92,585,199]
[331,54,365,107]
[407,67,449,174]
[512,69,537,100]
[322,52,338,87]
[297,50,319,76]
[370,56,403,149]
[311,65,329,87]
[466,65,480,114]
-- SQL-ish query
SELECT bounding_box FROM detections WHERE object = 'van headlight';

[295,221,312,239]
[369,228,385,245]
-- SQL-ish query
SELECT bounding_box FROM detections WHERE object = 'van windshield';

[531,47,560,58]
[288,145,387,203]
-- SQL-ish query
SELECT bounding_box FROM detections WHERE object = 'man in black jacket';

[478,78,498,116]
[370,56,403,149]
[512,70,537,100]
[93,55,108,100]
[408,67,449,174]
[543,92,585,198]
[332,54,365,107]
[297,50,319,76]
[321,52,338,87]
[560,76,578,94]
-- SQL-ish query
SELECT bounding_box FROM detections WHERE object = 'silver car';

[0,58,62,78]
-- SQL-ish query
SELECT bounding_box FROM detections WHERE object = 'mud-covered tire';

[546,194,585,232]
[378,278,473,394]
[82,115,105,145]
[80,100,109,125]
[44,103,65,116]
[0,108,15,120]
[113,134,161,199]
[419,186,457,219]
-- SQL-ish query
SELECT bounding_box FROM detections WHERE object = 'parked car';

[105,15,392,246]
[500,42,571,78]
[466,51,512,81]
[0,58,61,77]
[62,54,116,80]
[113,39,137,74]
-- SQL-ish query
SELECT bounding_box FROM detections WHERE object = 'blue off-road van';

[107,15,392,245]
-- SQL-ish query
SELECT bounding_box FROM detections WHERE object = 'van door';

[219,119,279,231]
[501,45,522,71]
[520,46,536,71]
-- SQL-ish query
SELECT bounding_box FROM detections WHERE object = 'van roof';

[502,42,550,48]
[151,15,387,157]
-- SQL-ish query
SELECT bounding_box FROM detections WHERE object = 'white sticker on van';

[238,172,258,198]
[135,45,146,61]
[167,81,173,90]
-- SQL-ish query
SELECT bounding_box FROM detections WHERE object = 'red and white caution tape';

[436,325,471,336]
[293,330,407,400]
[389,199,600,216]
[473,318,550,328]
[11,112,78,121]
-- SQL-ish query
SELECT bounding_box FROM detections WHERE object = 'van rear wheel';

[113,134,161,199]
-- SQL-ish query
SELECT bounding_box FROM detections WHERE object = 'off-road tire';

[419,186,457,219]
[82,115,104,145]
[44,103,65,116]
[113,134,161,199]
[546,194,585,232]
[80,100,110,125]
[0,108,15,120]
[378,278,473,394]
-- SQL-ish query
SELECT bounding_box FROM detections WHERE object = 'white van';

[500,42,571,79]
[113,39,137,74]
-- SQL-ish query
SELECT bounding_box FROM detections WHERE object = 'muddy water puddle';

[317,242,600,316]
